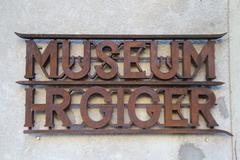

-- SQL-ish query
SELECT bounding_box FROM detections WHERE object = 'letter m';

[25,40,59,79]
[183,40,215,80]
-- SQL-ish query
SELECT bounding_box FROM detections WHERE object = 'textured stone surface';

[0,0,237,159]
[178,143,205,160]
[229,0,240,160]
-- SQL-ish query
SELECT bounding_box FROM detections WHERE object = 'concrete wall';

[0,0,239,159]
[229,0,240,159]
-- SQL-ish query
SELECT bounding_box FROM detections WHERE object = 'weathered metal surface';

[15,32,227,40]
[22,87,228,135]
[16,33,230,136]
[21,39,219,80]
[16,80,224,86]
[23,129,232,136]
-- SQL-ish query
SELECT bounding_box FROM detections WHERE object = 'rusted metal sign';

[16,32,231,135]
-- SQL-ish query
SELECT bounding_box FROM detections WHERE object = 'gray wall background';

[0,0,239,159]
